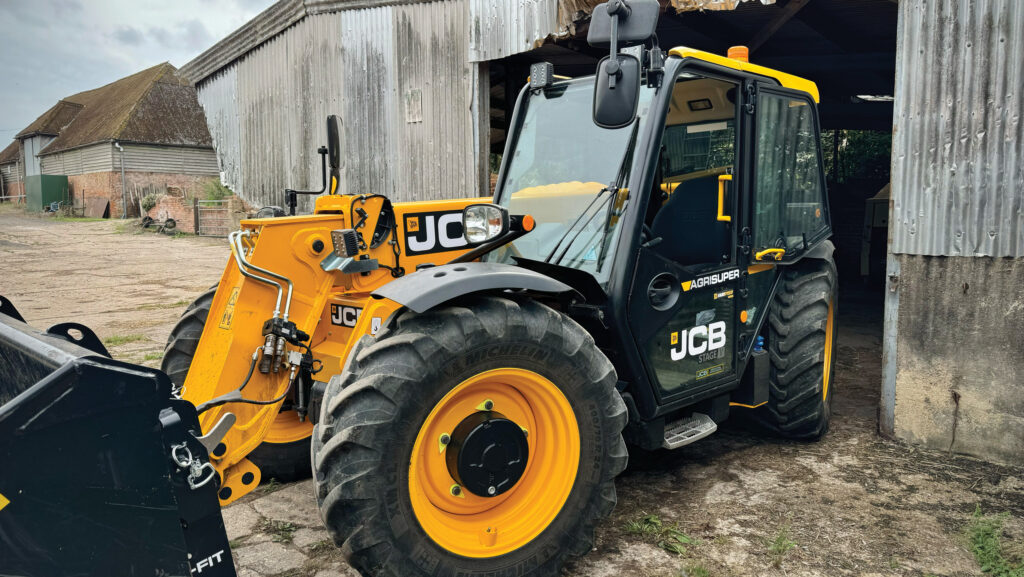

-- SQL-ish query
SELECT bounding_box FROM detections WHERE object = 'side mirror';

[463,204,509,244]
[326,115,343,193]
[593,54,641,128]
[588,0,659,128]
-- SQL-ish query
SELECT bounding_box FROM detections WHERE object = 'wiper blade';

[544,121,640,266]
[544,186,611,263]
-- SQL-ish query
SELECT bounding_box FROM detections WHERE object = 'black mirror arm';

[451,216,533,264]
[285,146,329,216]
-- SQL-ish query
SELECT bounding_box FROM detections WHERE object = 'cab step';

[662,412,717,450]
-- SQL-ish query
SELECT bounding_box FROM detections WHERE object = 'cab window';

[646,73,739,269]
[753,93,828,258]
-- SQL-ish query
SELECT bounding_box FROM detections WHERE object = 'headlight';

[463,204,509,244]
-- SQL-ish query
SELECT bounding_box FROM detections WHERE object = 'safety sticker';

[219,287,240,330]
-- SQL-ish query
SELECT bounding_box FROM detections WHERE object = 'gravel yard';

[3,207,1021,577]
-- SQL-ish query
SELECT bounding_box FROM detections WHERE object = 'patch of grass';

[103,334,147,347]
[227,537,246,549]
[53,216,107,222]
[625,514,700,555]
[260,477,283,494]
[767,524,797,568]
[308,540,335,554]
[142,352,163,361]
[680,563,711,577]
[966,506,1024,577]
[260,519,297,544]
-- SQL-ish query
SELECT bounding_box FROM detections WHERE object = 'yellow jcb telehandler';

[0,2,836,576]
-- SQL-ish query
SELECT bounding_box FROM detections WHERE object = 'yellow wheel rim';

[408,368,580,558]
[823,298,835,401]
[263,409,314,444]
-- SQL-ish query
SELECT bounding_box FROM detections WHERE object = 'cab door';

[627,68,749,404]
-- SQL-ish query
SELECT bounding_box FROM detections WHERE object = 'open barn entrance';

[487,0,898,315]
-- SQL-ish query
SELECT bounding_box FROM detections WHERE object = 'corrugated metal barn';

[184,0,1022,463]
[881,0,1024,463]
[182,0,498,211]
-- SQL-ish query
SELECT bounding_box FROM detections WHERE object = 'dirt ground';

[2,207,1021,577]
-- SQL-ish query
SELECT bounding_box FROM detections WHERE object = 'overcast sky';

[0,0,276,143]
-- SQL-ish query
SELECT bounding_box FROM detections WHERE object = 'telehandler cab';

[0,1,837,575]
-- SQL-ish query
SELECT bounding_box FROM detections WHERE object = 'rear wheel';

[162,287,313,482]
[754,252,838,440]
[313,296,627,576]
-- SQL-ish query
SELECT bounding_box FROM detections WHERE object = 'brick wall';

[65,171,220,218]
[145,193,252,235]
[147,194,197,232]
[68,172,120,215]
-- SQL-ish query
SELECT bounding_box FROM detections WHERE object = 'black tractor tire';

[754,252,838,440]
[313,296,628,577]
[162,286,312,482]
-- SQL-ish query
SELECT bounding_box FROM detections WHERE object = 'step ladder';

[662,413,717,450]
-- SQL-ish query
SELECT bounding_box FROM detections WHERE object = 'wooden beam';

[748,0,812,53]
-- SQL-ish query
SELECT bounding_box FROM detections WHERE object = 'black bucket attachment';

[0,297,235,577]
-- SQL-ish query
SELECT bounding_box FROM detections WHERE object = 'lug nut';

[483,400,494,411]
[440,433,450,445]
[450,484,462,496]
[487,486,496,496]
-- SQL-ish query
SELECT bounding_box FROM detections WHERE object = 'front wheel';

[313,296,627,577]
[754,250,838,440]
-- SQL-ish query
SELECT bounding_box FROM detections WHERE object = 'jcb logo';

[404,211,467,255]
[331,304,362,327]
[330,304,382,335]
[670,321,727,361]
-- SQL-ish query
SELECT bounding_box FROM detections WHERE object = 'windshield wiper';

[546,121,640,267]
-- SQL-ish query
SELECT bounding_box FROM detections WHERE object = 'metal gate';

[194,199,232,237]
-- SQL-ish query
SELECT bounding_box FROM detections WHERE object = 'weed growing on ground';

[625,514,700,555]
[308,540,335,555]
[767,523,797,568]
[966,506,1023,577]
[260,519,297,544]
[142,352,163,361]
[679,563,711,577]
[103,334,146,347]
[259,477,283,494]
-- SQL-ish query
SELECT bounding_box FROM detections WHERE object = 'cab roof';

[670,46,820,103]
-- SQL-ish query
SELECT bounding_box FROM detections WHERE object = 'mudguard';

[0,301,235,577]
[372,262,577,313]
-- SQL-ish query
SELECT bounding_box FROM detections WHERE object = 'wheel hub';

[446,412,528,498]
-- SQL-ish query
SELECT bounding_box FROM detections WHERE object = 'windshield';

[490,80,654,286]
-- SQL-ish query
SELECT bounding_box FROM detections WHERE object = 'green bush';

[203,180,234,201]
[141,193,160,213]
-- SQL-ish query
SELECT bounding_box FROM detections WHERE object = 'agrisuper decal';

[330,304,382,335]
[681,268,740,292]
[669,321,727,362]
[404,211,468,256]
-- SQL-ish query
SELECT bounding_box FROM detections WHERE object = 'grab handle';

[717,174,732,223]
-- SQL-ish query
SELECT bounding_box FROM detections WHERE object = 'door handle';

[755,248,786,261]
[717,174,732,222]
